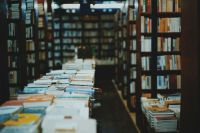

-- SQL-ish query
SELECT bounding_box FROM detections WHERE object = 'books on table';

[0,113,41,133]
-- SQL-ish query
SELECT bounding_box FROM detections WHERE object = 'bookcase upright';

[24,0,40,83]
[7,0,26,96]
[136,0,182,131]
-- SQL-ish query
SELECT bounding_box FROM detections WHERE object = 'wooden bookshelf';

[6,0,26,96]
[127,0,138,112]
[136,0,182,132]
[61,13,82,62]
[36,0,48,75]
[52,9,62,69]
[24,0,39,83]
[46,0,54,70]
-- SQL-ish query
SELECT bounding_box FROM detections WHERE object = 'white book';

[42,118,96,133]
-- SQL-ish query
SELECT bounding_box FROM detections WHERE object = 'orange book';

[24,94,54,102]
[2,100,24,106]
[23,94,54,107]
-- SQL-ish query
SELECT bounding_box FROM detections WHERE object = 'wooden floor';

[93,80,139,133]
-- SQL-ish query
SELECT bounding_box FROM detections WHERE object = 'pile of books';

[0,59,100,133]
[141,94,181,132]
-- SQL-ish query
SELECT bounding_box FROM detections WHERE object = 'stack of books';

[141,95,180,132]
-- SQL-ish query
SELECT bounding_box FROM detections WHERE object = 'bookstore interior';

[0,0,199,133]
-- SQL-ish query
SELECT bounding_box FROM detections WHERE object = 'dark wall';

[181,0,200,132]
[0,0,9,104]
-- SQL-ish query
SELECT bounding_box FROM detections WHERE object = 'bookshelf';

[115,10,125,91]
[114,4,129,98]
[136,0,182,131]
[46,0,54,70]
[82,14,100,59]
[61,13,81,62]
[99,13,115,61]
[36,0,48,75]
[121,11,129,99]
[6,0,26,96]
[53,9,62,69]
[127,0,138,111]
[24,0,39,83]
[0,0,9,103]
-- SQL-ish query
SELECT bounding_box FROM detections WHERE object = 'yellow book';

[3,113,40,126]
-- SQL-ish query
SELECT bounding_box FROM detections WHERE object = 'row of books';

[141,0,151,13]
[157,18,181,32]
[158,0,181,12]
[101,14,115,20]
[101,38,114,43]
[130,40,137,50]
[26,66,35,77]
[62,23,82,29]
[142,75,151,90]
[157,55,181,70]
[25,0,34,10]
[141,16,152,33]
[130,81,136,94]
[141,94,180,132]
[157,37,180,52]
[8,56,18,68]
[54,31,60,38]
[0,59,98,133]
[53,22,60,29]
[130,68,137,79]
[157,75,181,89]
[84,23,99,29]
[27,54,35,64]
[62,31,82,37]
[7,2,20,19]
[131,53,137,65]
[62,38,82,44]
[129,24,137,36]
[25,26,33,38]
[101,23,114,28]
[142,56,150,70]
[26,40,35,51]
[84,31,98,37]
[141,55,181,70]
[38,17,45,28]
[95,58,115,65]
[141,75,181,90]
[8,23,16,37]
[141,36,151,52]
[7,40,18,53]
[38,30,45,39]
[128,7,137,21]
[9,71,18,84]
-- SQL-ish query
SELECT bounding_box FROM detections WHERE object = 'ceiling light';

[61,4,80,9]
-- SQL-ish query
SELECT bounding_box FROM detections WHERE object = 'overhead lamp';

[51,2,59,9]
[90,3,124,9]
[61,4,80,9]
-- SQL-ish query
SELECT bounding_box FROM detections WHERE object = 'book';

[42,117,96,133]
[23,94,54,108]
[2,113,40,126]
[0,106,23,123]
